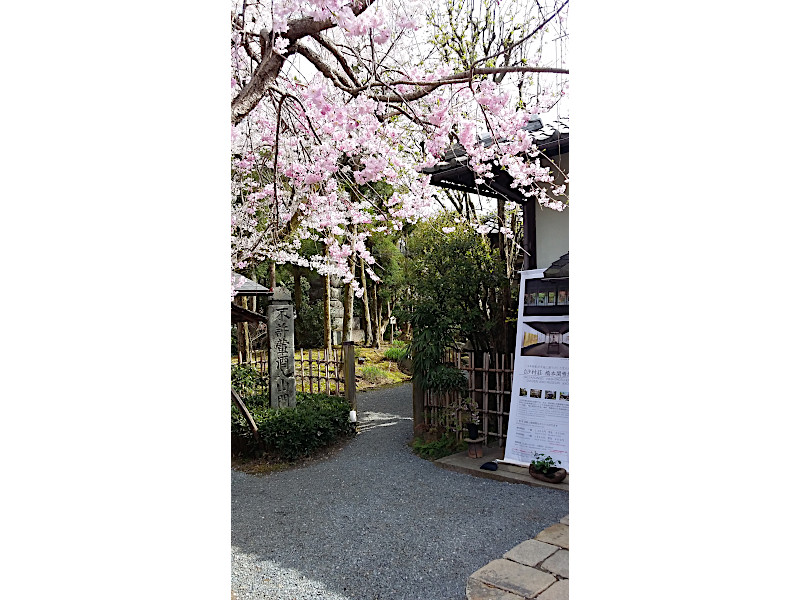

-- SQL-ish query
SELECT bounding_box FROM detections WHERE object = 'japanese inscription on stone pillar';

[268,294,296,408]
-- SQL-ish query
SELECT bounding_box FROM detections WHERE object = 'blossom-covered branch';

[231,0,569,294]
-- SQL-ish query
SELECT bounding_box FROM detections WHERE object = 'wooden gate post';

[342,341,357,418]
[412,380,424,432]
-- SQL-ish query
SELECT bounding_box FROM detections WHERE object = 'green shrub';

[412,434,467,461]
[426,365,468,395]
[383,343,408,361]
[231,364,266,396]
[360,365,389,383]
[231,392,355,461]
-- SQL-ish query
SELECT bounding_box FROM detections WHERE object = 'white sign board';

[503,270,569,471]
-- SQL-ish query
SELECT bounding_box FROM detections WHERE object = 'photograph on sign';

[520,320,569,358]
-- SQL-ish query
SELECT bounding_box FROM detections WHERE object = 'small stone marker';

[267,288,296,408]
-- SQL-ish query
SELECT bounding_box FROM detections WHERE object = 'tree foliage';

[405,212,506,390]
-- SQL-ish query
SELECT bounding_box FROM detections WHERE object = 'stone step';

[469,559,556,598]
[534,523,569,549]
[541,549,569,578]
[537,579,568,600]
[503,539,559,568]
[466,578,525,600]
[467,516,568,600]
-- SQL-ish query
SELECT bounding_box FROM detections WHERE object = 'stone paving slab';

[541,549,569,578]
[503,539,559,568]
[537,579,569,600]
[467,515,568,600]
[465,578,525,600]
[471,559,556,598]
[535,523,569,549]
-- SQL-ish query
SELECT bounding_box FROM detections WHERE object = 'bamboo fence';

[423,349,515,445]
[234,348,346,396]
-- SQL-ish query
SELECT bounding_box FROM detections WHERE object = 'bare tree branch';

[311,33,359,87]
[469,0,569,72]
[294,42,357,94]
[371,66,569,103]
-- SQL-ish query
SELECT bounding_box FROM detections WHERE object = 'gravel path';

[231,383,569,600]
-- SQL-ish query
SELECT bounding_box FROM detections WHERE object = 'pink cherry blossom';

[231,0,569,282]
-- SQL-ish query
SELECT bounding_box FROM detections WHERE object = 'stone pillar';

[267,288,296,409]
[330,295,345,346]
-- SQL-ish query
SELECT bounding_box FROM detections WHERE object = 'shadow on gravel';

[231,383,568,600]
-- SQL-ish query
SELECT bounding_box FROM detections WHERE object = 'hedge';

[232,392,355,461]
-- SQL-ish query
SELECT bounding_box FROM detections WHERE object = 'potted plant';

[529,453,567,483]
[466,416,480,440]
[454,397,480,439]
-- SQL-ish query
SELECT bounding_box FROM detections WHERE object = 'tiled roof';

[422,117,569,203]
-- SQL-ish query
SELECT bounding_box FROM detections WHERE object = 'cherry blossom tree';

[231,0,569,298]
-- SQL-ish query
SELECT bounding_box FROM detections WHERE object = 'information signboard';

[503,270,569,471]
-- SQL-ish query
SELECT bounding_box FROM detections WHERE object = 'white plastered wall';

[535,151,569,269]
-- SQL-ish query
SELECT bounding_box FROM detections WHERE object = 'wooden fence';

[422,349,515,446]
[234,347,348,396]
[235,347,514,445]
[295,348,346,395]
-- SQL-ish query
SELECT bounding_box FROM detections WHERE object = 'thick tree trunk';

[378,298,393,342]
[293,265,303,307]
[232,54,285,124]
[342,280,353,343]
[372,283,381,348]
[497,197,506,265]
[324,272,332,355]
[360,258,373,346]
[497,197,509,353]
[235,295,252,362]
[342,223,355,343]
[501,284,511,353]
